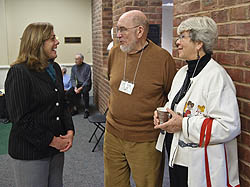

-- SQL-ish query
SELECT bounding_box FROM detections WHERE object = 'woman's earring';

[197,50,200,59]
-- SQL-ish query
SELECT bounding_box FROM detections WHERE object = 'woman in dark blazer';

[5,22,74,187]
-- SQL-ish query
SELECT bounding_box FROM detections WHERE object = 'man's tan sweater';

[106,40,176,142]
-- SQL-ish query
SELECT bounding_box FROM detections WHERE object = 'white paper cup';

[157,107,172,124]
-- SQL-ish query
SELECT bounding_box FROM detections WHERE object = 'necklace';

[175,57,201,104]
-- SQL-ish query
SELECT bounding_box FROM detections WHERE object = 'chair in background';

[87,108,108,152]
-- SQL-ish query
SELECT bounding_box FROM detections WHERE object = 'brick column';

[92,0,163,113]
[92,0,112,113]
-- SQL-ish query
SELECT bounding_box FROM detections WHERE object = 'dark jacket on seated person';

[70,62,92,93]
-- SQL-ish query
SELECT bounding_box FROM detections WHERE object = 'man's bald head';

[119,10,149,36]
[116,10,149,53]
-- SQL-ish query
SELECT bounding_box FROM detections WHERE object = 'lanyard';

[123,49,144,84]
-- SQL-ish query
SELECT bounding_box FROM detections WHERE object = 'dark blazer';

[5,61,74,160]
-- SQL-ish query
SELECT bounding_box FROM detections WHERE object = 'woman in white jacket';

[154,16,240,187]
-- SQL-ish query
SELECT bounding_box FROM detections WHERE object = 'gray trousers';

[12,153,64,187]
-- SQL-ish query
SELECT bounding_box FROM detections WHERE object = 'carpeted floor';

[0,99,170,187]
[0,109,106,187]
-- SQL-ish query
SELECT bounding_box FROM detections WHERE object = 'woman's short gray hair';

[177,16,218,54]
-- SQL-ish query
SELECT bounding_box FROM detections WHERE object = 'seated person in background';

[61,66,72,91]
[67,53,91,118]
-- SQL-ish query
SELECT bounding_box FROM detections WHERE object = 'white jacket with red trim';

[165,58,241,187]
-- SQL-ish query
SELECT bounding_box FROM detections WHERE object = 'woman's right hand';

[154,108,183,133]
[49,136,69,151]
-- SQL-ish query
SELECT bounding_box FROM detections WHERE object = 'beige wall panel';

[5,0,92,65]
[0,0,9,65]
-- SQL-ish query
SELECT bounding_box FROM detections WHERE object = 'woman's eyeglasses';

[175,33,191,46]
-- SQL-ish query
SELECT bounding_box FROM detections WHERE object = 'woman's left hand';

[59,130,74,152]
[154,108,183,133]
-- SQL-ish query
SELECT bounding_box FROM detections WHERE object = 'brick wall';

[92,0,163,113]
[92,0,250,184]
[92,0,112,113]
[173,0,250,186]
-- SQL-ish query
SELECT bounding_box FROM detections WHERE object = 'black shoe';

[84,110,89,119]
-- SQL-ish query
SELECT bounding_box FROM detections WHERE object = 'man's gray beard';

[120,41,136,53]
[120,45,131,53]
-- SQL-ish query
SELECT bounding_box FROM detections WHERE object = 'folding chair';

[87,108,108,152]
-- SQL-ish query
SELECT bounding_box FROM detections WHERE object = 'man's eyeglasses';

[115,25,140,34]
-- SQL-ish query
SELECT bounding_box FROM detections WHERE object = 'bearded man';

[104,10,176,187]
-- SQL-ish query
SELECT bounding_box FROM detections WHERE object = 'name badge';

[119,80,134,95]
